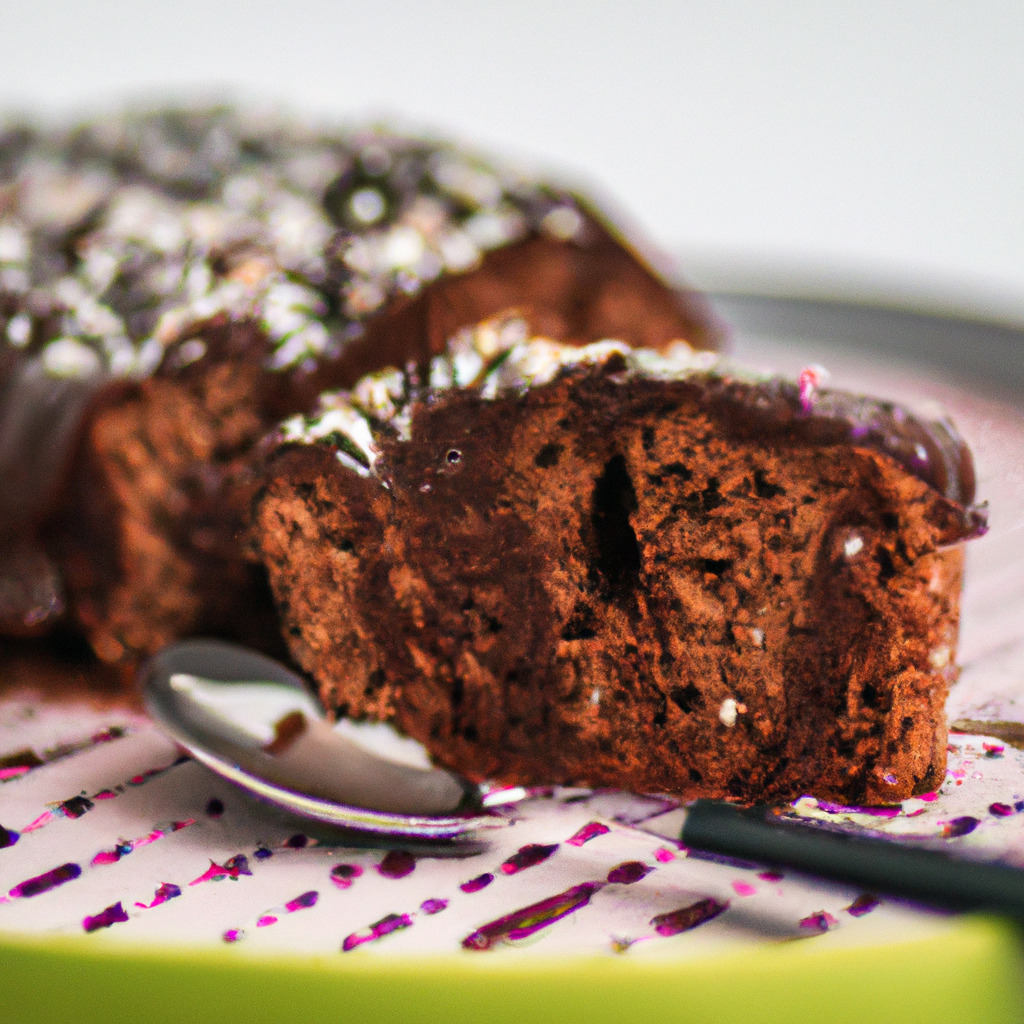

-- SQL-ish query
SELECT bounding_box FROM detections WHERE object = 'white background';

[3,1,1022,322]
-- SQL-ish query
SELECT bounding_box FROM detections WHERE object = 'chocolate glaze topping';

[281,320,984,526]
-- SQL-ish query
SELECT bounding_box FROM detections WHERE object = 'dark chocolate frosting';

[282,324,985,529]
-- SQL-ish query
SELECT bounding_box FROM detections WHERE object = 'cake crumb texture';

[254,357,976,804]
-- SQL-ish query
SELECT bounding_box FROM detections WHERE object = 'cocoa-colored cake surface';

[252,324,985,805]
[0,108,719,660]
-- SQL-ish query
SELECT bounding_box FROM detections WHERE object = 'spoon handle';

[681,800,1024,925]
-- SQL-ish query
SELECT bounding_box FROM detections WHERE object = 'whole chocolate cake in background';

[0,107,719,661]
[251,319,985,805]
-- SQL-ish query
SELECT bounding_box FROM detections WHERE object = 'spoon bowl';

[141,639,516,839]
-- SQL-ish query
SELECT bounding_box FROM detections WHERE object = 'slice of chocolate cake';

[0,108,719,660]
[251,319,985,805]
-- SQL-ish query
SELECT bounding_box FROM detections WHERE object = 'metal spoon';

[141,639,520,839]
[140,640,1024,923]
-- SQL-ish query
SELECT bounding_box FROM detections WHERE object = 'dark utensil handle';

[681,800,1024,925]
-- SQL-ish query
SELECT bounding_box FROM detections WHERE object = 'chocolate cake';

[0,108,718,660]
[251,320,986,805]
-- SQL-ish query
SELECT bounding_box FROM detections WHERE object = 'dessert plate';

[1,291,1023,1024]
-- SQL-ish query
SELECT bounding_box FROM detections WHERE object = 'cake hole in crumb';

[534,442,562,468]
[699,557,732,577]
[653,694,668,727]
[876,547,897,582]
[590,454,641,599]
[670,684,703,714]
[752,469,785,499]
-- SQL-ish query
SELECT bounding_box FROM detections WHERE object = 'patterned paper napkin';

[3,686,1024,960]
